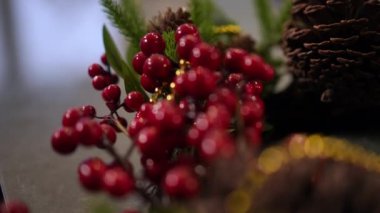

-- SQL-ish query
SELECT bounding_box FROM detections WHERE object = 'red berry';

[124,91,145,111]
[176,34,201,60]
[101,53,108,65]
[163,166,199,198]
[205,104,231,129]
[102,167,135,197]
[135,126,160,155]
[244,81,264,96]
[51,127,79,155]
[185,67,217,99]
[200,129,235,161]
[190,43,221,70]
[92,75,111,90]
[102,84,121,102]
[78,157,107,191]
[186,126,204,147]
[142,157,169,183]
[132,51,147,75]
[101,124,117,144]
[173,74,188,97]
[127,117,147,138]
[122,210,140,213]
[240,99,265,126]
[208,88,237,114]
[151,100,184,130]
[62,108,83,127]
[224,48,248,71]
[75,119,103,146]
[225,73,243,88]
[241,55,266,80]
[81,105,96,118]
[0,201,29,213]
[137,103,154,120]
[175,23,199,43]
[143,54,172,80]
[140,74,160,93]
[140,32,165,56]
[88,63,104,78]
[262,64,275,82]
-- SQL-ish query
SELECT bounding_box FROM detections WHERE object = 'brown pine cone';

[251,158,380,213]
[147,8,192,33]
[282,0,380,107]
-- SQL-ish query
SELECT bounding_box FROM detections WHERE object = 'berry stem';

[111,116,136,161]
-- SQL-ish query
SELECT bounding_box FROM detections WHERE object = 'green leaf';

[88,199,115,213]
[162,31,178,62]
[103,25,126,77]
[103,25,149,99]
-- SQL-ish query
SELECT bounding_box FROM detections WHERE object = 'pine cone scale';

[283,0,380,105]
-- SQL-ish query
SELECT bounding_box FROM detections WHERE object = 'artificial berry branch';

[51,18,275,212]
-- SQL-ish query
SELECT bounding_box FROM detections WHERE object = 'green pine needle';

[162,31,178,62]
[100,0,146,52]
[274,0,292,35]
[190,0,215,42]
[253,0,274,42]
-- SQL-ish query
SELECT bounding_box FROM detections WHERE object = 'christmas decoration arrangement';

[3,0,380,212]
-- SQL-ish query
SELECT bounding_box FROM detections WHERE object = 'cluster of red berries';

[126,23,274,198]
[51,22,274,206]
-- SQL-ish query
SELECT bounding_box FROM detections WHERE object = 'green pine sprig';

[100,0,146,54]
[162,31,178,62]
[189,0,216,43]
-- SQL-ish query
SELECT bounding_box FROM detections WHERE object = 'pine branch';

[189,0,215,42]
[274,0,292,35]
[162,31,178,62]
[253,0,274,42]
[100,0,146,50]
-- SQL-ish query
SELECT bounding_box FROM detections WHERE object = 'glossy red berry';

[132,51,147,75]
[151,100,184,130]
[142,157,169,183]
[102,84,121,102]
[240,99,265,126]
[0,201,29,213]
[241,55,266,80]
[163,166,199,198]
[88,63,104,78]
[101,53,108,65]
[110,74,119,84]
[186,126,204,147]
[122,210,140,213]
[127,117,147,138]
[141,74,160,93]
[200,129,235,161]
[175,23,199,43]
[244,81,264,96]
[140,32,165,56]
[78,157,107,191]
[102,167,135,197]
[62,108,83,127]
[173,73,188,97]
[124,91,145,111]
[81,105,96,118]
[224,48,248,71]
[176,34,201,60]
[135,126,160,155]
[245,126,262,147]
[185,67,217,99]
[225,73,243,88]
[143,54,172,80]
[75,119,103,146]
[101,124,117,144]
[190,43,221,70]
[262,64,275,82]
[51,127,79,155]
[208,88,237,114]
[92,75,111,90]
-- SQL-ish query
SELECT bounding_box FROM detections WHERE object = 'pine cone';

[283,0,380,106]
[251,158,380,213]
[148,8,192,33]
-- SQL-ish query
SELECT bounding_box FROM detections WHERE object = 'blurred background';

[0,0,262,212]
